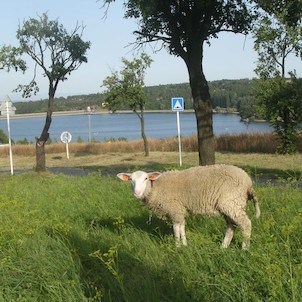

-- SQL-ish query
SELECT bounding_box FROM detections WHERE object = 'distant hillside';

[144,79,255,116]
[14,79,257,118]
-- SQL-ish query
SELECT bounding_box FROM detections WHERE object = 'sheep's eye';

[145,177,148,181]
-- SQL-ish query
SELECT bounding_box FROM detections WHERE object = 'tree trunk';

[35,85,55,172]
[135,107,149,156]
[35,139,47,172]
[35,112,51,172]
[185,43,215,166]
[192,75,215,165]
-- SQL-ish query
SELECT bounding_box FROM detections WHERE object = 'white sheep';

[117,165,260,249]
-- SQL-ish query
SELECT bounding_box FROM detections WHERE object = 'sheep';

[117,165,260,249]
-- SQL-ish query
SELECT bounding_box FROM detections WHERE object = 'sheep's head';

[117,171,162,199]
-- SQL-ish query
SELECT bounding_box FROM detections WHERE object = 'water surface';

[0,112,272,143]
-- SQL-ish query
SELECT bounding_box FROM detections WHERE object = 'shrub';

[16,138,30,145]
[77,136,84,143]
[0,129,9,144]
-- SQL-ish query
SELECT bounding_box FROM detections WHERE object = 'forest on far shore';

[13,78,257,119]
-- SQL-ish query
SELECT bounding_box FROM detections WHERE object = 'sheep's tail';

[248,188,260,219]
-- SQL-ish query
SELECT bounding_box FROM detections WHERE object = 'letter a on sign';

[171,97,184,112]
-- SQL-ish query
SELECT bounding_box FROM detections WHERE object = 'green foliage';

[46,137,58,144]
[144,82,192,110]
[0,129,9,144]
[103,52,152,156]
[256,75,302,154]
[103,137,127,142]
[14,94,106,114]
[0,45,26,72]
[257,0,302,27]
[13,12,90,99]
[121,0,257,54]
[13,79,258,117]
[90,245,127,300]
[77,136,84,143]
[253,12,302,78]
[102,53,152,113]
[16,138,30,145]
[210,79,257,118]
[0,173,301,301]
[253,4,302,154]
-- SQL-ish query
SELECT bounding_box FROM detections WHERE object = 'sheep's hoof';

[175,241,187,248]
[241,242,250,250]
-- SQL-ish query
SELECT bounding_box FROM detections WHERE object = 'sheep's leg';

[173,223,181,247]
[173,220,187,247]
[221,217,236,248]
[179,220,187,246]
[231,213,252,250]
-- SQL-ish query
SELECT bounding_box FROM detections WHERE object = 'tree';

[13,13,90,171]
[254,1,302,153]
[255,75,302,153]
[103,0,257,165]
[253,7,302,78]
[103,53,152,156]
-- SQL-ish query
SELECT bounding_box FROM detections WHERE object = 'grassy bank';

[0,173,301,301]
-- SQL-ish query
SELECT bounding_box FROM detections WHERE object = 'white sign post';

[87,106,92,143]
[60,131,72,159]
[5,96,14,175]
[171,97,184,166]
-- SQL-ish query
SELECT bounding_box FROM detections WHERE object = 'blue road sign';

[171,97,184,112]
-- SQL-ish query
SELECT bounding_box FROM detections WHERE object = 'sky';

[0,0,301,102]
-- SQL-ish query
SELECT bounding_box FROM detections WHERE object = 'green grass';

[0,173,301,301]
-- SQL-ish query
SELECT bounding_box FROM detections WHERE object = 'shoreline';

[0,109,240,120]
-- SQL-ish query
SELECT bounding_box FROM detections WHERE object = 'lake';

[0,112,272,143]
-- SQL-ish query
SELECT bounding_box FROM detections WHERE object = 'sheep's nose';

[133,191,143,199]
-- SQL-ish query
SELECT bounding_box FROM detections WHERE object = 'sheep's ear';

[148,172,162,181]
[117,173,131,181]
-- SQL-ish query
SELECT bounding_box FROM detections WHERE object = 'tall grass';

[0,173,301,301]
[2,133,301,157]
